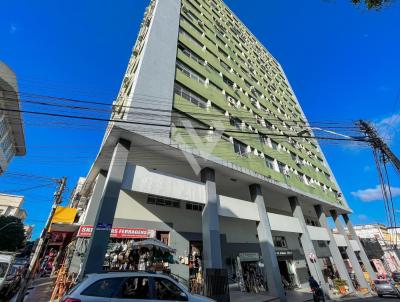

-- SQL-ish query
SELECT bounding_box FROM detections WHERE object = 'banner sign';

[77,225,156,239]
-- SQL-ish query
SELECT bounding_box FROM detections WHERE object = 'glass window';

[174,83,208,108]
[233,139,248,157]
[0,262,9,278]
[118,277,151,299]
[229,117,242,130]
[176,60,205,84]
[154,277,187,301]
[265,156,275,170]
[271,140,279,150]
[81,278,124,297]
[273,236,287,248]
[277,162,286,174]
[178,43,205,66]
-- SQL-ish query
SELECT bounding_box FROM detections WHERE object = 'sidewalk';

[22,276,56,302]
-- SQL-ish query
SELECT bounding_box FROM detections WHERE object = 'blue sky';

[0,0,399,238]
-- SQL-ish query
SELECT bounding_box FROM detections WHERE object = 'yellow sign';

[51,206,77,224]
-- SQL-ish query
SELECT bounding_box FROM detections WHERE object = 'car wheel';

[378,294,383,298]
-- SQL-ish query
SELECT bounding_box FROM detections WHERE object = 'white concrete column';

[343,214,376,281]
[331,210,370,290]
[200,167,222,269]
[250,184,286,302]
[314,205,355,293]
[289,197,329,296]
[82,139,131,275]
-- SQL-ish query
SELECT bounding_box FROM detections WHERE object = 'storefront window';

[273,236,287,248]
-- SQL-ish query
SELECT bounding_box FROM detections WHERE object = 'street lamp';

[0,221,17,232]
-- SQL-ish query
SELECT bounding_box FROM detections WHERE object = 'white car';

[61,272,215,302]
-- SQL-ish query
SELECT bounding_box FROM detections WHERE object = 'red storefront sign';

[77,225,156,239]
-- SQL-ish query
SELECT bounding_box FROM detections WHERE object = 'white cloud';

[374,113,400,143]
[351,185,400,202]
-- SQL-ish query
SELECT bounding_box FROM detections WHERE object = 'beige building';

[0,193,27,221]
[0,61,26,174]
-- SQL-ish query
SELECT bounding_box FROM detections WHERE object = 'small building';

[0,193,27,221]
[0,61,26,174]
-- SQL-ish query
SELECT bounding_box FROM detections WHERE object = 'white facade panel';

[307,226,330,241]
[123,164,205,203]
[350,240,360,251]
[334,234,347,247]
[268,213,302,233]
[218,196,259,221]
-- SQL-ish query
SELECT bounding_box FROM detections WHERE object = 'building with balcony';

[0,62,26,174]
[72,0,374,300]
[0,193,27,221]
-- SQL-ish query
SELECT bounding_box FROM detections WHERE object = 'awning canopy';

[131,238,176,253]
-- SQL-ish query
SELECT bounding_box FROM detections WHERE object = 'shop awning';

[131,238,176,253]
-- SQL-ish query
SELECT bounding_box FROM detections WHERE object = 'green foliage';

[351,0,392,10]
[0,216,26,251]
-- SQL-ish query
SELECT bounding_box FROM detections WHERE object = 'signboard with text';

[77,225,156,239]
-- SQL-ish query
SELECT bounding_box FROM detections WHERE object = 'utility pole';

[16,177,67,302]
[358,120,400,171]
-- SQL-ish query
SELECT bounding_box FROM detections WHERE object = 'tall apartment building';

[0,61,26,174]
[75,0,373,300]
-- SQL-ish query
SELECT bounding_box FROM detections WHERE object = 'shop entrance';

[276,250,297,290]
[278,260,290,284]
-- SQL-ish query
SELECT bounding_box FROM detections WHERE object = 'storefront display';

[188,241,203,294]
[235,253,265,293]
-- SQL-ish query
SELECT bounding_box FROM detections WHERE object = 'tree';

[0,216,26,251]
[351,0,392,10]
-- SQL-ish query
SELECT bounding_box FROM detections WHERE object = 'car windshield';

[0,262,9,278]
[374,280,388,284]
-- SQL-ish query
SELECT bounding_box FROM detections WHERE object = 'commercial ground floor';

[67,161,378,300]
[71,133,377,301]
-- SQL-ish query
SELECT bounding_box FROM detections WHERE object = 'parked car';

[374,279,400,298]
[61,272,216,302]
[0,252,15,294]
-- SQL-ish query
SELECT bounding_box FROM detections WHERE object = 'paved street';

[346,299,400,302]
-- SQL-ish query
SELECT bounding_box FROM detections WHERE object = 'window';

[220,60,231,72]
[273,236,287,248]
[176,60,205,84]
[82,278,124,298]
[155,277,187,301]
[259,135,268,145]
[223,75,234,88]
[229,116,242,130]
[265,156,275,170]
[178,43,205,65]
[179,28,203,49]
[186,202,203,212]
[271,140,279,150]
[233,139,248,156]
[118,277,151,299]
[277,161,286,174]
[148,195,181,208]
[174,83,208,109]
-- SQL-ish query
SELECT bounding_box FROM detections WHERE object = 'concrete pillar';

[82,139,131,275]
[200,167,222,269]
[250,184,286,302]
[289,197,329,294]
[331,210,370,290]
[343,214,376,281]
[314,205,355,292]
[83,170,108,225]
